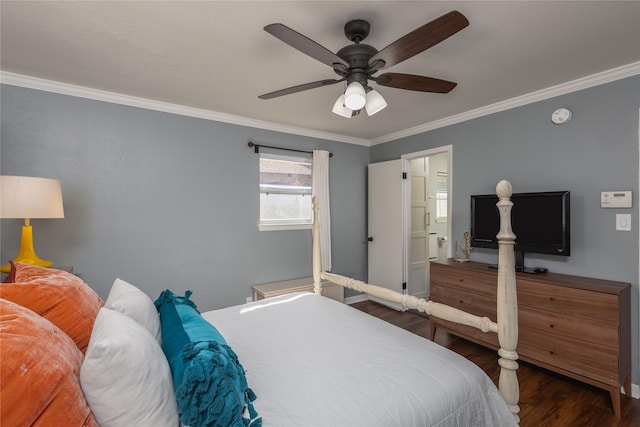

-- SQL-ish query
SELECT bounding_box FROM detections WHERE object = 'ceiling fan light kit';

[344,81,367,110]
[260,10,469,117]
[365,89,387,116]
[331,86,387,118]
[332,94,353,118]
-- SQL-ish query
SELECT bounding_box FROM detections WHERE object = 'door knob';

[367,237,374,242]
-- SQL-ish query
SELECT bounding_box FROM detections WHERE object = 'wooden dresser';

[429,259,631,417]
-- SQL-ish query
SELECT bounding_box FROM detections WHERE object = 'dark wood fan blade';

[265,23,348,68]
[376,73,457,93]
[259,79,343,99]
[368,11,469,70]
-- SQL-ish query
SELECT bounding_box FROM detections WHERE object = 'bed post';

[312,196,322,295]
[495,180,520,423]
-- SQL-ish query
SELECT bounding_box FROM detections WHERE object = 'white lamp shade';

[332,94,353,118]
[365,89,388,116]
[0,176,64,219]
[344,82,366,110]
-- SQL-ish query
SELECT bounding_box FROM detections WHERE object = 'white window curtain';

[312,150,331,271]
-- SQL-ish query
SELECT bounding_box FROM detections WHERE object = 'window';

[435,171,448,223]
[259,152,313,230]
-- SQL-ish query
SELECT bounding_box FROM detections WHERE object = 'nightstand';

[252,277,344,302]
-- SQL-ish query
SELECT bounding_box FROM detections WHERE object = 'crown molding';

[0,71,370,147]
[370,61,640,145]
[2,62,639,148]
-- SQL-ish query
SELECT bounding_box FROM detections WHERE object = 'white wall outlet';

[245,296,253,304]
[616,214,631,231]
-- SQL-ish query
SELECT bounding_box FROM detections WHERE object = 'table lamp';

[0,175,65,273]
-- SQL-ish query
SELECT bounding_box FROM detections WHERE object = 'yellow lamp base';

[0,224,53,273]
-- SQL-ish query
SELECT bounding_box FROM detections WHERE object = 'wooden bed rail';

[311,179,520,423]
[320,271,498,334]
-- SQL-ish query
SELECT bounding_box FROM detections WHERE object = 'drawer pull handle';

[549,297,555,301]
[459,279,464,282]
[459,300,464,304]
[549,324,554,329]
[549,351,554,355]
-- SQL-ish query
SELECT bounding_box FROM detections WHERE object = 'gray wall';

[0,85,369,310]
[2,76,639,385]
[371,75,640,385]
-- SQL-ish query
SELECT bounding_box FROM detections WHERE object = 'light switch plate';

[616,214,631,231]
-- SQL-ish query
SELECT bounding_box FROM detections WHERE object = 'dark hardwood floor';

[351,300,640,427]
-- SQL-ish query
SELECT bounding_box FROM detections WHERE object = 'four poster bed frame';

[311,179,520,423]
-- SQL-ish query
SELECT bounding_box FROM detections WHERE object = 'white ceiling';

[1,1,639,145]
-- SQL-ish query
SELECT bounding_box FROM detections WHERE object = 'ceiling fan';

[258,10,469,117]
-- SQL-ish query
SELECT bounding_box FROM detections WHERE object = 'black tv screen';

[470,191,570,257]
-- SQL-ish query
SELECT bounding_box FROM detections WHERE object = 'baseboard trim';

[629,383,640,399]
[344,294,369,305]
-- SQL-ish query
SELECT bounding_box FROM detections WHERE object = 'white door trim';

[402,145,453,258]
[636,108,640,398]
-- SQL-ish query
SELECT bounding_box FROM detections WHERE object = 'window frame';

[258,152,313,231]
[435,171,448,223]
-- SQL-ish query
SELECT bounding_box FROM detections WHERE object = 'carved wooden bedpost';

[495,180,520,423]
[312,196,323,295]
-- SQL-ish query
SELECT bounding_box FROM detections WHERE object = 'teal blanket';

[155,290,261,427]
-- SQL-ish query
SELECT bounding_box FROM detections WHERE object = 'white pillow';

[105,278,161,343]
[80,307,179,427]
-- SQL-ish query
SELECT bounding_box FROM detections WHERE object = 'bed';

[0,179,519,426]
[203,292,514,426]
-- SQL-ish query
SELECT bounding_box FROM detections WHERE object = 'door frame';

[401,145,453,259]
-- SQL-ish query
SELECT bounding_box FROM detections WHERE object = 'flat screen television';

[470,191,570,273]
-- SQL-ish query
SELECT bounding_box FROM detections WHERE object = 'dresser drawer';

[430,264,496,299]
[430,285,496,319]
[519,306,617,349]
[517,279,619,323]
[518,327,619,386]
[431,317,499,348]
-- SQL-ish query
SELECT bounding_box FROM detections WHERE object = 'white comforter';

[202,292,516,427]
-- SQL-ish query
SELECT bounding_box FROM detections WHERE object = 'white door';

[409,158,429,299]
[403,147,452,301]
[367,159,409,311]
